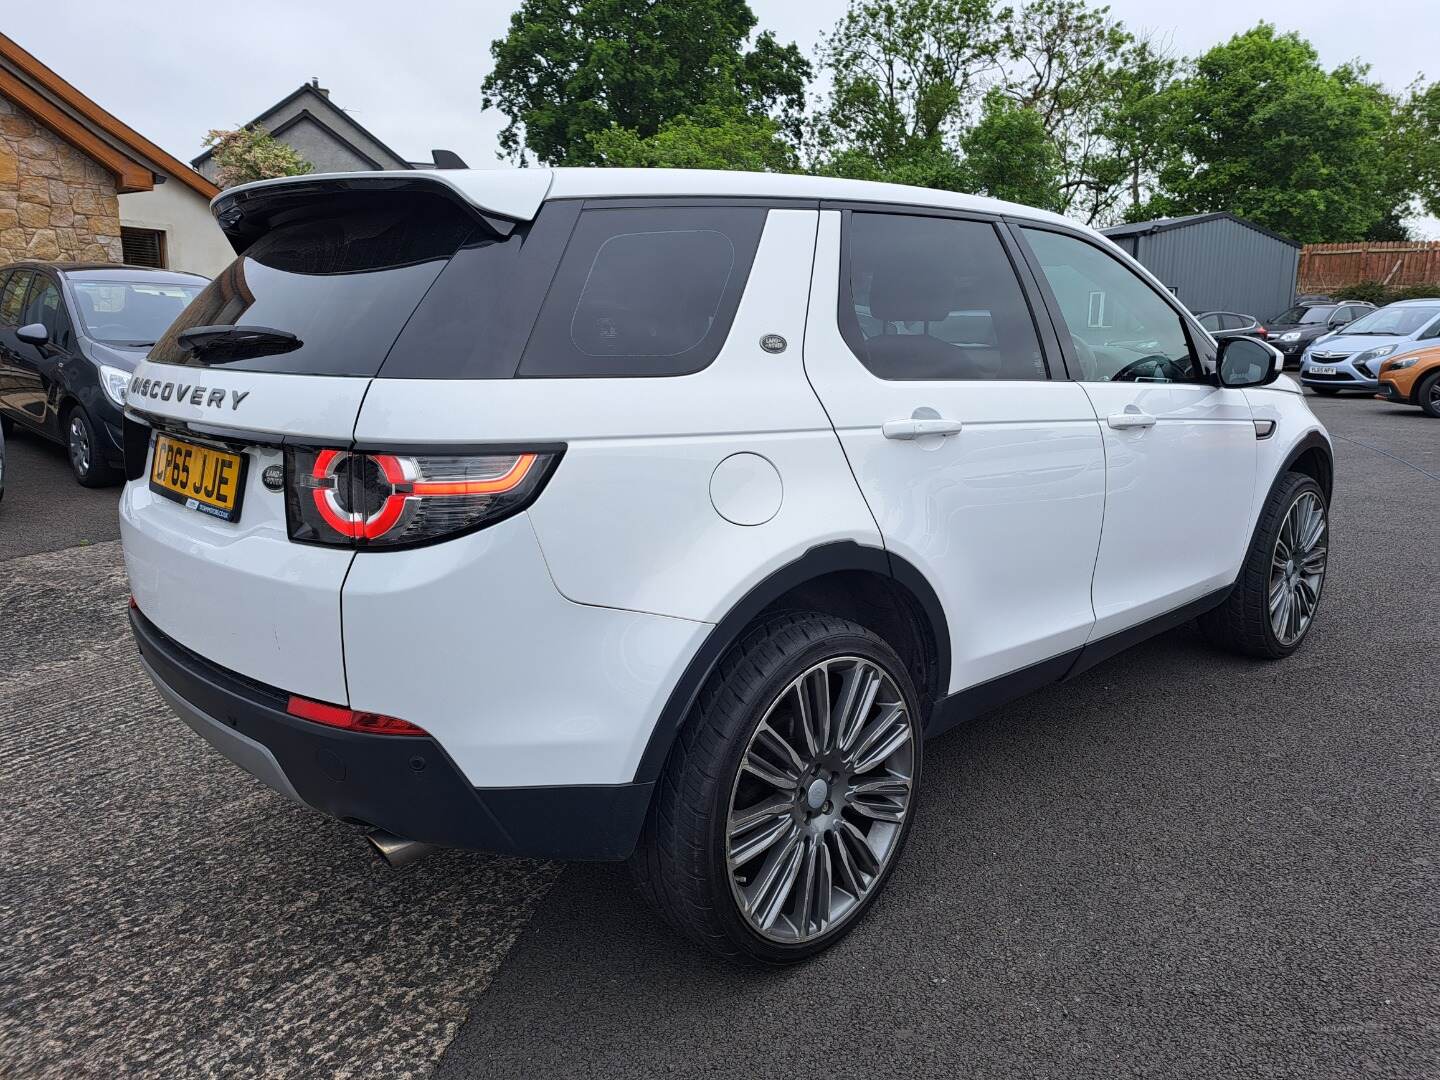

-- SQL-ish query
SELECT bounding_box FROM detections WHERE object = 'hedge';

[1328,281,1440,305]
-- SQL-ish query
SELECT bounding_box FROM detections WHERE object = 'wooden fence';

[1299,241,1440,290]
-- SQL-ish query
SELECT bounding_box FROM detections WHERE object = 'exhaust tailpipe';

[366,829,436,868]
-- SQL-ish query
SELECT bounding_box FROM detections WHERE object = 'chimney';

[309,77,329,98]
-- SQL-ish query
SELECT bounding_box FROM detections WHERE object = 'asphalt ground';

[1,392,1436,1079]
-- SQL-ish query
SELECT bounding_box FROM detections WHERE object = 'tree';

[1395,79,1440,219]
[588,106,798,171]
[958,90,1062,209]
[1140,25,1398,243]
[481,0,809,165]
[812,0,1004,185]
[202,126,312,189]
[998,0,1176,223]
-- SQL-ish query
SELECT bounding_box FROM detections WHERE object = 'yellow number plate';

[148,434,248,522]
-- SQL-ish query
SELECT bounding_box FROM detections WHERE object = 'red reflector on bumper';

[286,694,429,736]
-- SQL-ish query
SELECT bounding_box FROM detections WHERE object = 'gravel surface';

[437,395,1440,1080]
[0,393,1435,1079]
[0,543,560,1079]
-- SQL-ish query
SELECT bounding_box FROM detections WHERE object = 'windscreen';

[1341,306,1439,336]
[71,280,204,347]
[1272,305,1334,325]
[148,193,479,375]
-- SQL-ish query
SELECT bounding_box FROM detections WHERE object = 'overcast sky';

[8,1,1436,233]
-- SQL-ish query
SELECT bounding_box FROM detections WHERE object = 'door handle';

[1107,411,1157,430]
[882,417,964,440]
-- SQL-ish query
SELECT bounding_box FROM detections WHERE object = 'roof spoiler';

[211,169,554,253]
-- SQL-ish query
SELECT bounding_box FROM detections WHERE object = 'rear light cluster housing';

[285,447,561,548]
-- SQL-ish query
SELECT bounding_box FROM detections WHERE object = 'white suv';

[121,169,1332,963]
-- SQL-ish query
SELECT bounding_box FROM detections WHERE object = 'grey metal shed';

[1101,213,1301,322]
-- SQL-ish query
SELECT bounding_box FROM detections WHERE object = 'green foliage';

[1331,281,1440,304]
[958,91,1062,210]
[1139,25,1397,243]
[481,0,809,165]
[998,0,1175,222]
[1395,80,1440,219]
[202,126,312,189]
[813,0,1003,179]
[588,106,798,171]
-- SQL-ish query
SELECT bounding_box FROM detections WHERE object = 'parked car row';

[1194,294,1440,417]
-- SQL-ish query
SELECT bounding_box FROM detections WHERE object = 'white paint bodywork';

[122,171,1331,792]
[803,212,1106,691]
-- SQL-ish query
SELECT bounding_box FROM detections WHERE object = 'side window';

[21,277,65,342]
[1021,228,1202,384]
[840,212,1046,381]
[0,270,33,327]
[519,205,766,377]
[1420,316,1440,341]
[1197,313,1221,332]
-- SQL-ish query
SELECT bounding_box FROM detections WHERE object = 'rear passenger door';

[1013,225,1256,638]
[803,208,1106,699]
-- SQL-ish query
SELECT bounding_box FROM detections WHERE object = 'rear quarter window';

[518,205,766,378]
[149,192,477,376]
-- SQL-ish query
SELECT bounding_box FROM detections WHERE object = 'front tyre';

[66,407,116,488]
[1417,371,1440,419]
[1200,472,1329,659]
[632,612,923,964]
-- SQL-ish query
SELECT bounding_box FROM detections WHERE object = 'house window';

[121,227,167,268]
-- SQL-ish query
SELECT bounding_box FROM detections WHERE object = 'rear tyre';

[65,406,115,488]
[631,611,923,964]
[1310,386,1341,396]
[1199,472,1328,659]
[1418,371,1440,419]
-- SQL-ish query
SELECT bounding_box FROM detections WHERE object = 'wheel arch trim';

[631,541,949,783]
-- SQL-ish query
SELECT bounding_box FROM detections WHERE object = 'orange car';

[1377,344,1440,418]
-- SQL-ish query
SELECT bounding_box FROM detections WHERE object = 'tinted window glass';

[1197,313,1221,331]
[842,213,1045,381]
[1022,227,1200,383]
[69,280,201,346]
[149,193,476,375]
[21,277,65,340]
[520,205,765,378]
[0,270,33,326]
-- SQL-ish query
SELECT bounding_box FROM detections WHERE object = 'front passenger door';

[15,273,69,429]
[1016,226,1257,638]
[0,269,35,422]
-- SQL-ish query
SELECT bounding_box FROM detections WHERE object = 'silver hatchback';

[1300,300,1440,394]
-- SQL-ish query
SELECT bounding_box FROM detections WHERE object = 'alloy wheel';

[68,415,91,477]
[1269,490,1328,646]
[725,656,916,944]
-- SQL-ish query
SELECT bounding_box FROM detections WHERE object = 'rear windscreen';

[148,193,478,376]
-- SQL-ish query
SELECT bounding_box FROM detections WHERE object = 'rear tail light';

[286,694,429,736]
[1255,326,1268,338]
[285,448,560,548]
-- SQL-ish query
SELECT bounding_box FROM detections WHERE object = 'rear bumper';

[132,607,654,860]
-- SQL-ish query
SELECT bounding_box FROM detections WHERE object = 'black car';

[1196,310,1269,342]
[0,263,206,485]
[1266,300,1376,368]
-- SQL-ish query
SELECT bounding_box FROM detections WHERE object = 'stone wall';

[0,93,124,264]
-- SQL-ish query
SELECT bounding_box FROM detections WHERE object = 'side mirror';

[1217,336,1282,389]
[16,322,48,347]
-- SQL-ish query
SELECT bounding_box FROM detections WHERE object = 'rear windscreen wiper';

[176,324,301,362]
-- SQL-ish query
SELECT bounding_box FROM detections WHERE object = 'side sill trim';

[927,585,1232,738]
